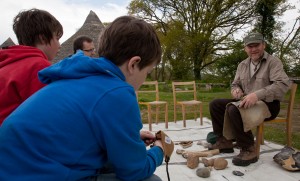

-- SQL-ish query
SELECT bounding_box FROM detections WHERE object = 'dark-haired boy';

[0,8,63,125]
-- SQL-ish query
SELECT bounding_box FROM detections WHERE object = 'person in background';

[73,35,96,57]
[0,15,164,181]
[0,8,63,125]
[208,32,290,166]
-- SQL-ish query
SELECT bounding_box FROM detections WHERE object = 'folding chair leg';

[200,103,203,125]
[165,104,168,129]
[194,105,197,121]
[155,106,159,125]
[182,105,186,127]
[174,105,177,123]
[256,124,263,158]
[147,105,152,131]
[261,124,264,145]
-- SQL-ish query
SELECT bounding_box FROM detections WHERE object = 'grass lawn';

[137,83,300,150]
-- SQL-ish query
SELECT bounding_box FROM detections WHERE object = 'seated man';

[0,16,164,181]
[73,35,96,57]
[208,32,290,166]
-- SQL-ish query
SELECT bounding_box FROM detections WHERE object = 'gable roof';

[53,10,105,63]
[0,37,16,49]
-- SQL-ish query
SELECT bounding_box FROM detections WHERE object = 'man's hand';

[140,130,156,146]
[239,93,258,109]
[231,88,244,99]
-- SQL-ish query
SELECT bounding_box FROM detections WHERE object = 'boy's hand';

[140,130,156,146]
[153,140,164,152]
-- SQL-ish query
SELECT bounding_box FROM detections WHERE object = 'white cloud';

[279,0,300,31]
[0,0,130,43]
[0,0,299,44]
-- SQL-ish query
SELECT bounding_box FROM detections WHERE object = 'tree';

[276,17,300,76]
[260,2,300,77]
[161,21,193,80]
[214,41,247,83]
[253,0,290,54]
[128,0,257,80]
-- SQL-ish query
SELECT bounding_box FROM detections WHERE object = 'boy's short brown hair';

[13,8,63,46]
[97,16,162,70]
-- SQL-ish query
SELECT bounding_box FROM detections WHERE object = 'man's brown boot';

[232,145,258,166]
[208,136,234,153]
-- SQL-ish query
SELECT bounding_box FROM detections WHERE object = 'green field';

[137,83,300,149]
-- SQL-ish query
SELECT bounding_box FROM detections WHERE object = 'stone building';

[0,37,15,49]
[53,10,105,63]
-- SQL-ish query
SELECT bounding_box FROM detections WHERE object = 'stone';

[202,158,215,167]
[187,154,199,169]
[196,167,211,178]
[213,157,228,170]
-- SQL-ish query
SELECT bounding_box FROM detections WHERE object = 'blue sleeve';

[92,86,163,181]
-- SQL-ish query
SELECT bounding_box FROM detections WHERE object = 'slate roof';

[0,37,16,49]
[53,10,105,63]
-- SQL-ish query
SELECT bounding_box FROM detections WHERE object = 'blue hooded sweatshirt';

[0,51,163,181]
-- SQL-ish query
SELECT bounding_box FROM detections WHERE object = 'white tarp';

[143,118,300,181]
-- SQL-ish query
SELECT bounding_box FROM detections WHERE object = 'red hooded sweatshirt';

[0,45,51,125]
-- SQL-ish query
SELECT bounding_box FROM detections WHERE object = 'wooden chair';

[172,81,203,127]
[255,82,298,157]
[136,81,168,131]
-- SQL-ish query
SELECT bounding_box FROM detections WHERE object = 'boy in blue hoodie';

[0,16,164,181]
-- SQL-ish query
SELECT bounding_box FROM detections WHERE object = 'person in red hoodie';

[0,8,63,125]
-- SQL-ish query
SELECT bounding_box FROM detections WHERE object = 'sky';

[0,0,130,44]
[0,0,299,44]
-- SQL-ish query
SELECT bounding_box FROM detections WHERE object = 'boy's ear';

[38,35,47,44]
[127,56,141,74]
